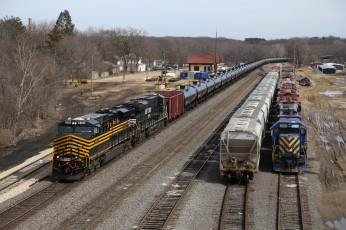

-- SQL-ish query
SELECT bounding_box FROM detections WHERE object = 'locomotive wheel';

[249,173,254,180]
[242,174,250,183]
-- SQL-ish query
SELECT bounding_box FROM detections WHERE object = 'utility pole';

[122,59,125,85]
[91,53,94,98]
[293,50,296,75]
[162,48,166,78]
[214,27,218,74]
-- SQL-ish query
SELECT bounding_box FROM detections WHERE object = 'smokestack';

[28,18,33,33]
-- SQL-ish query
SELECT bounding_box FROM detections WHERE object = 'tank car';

[209,75,222,91]
[177,85,197,109]
[202,78,216,95]
[190,81,208,102]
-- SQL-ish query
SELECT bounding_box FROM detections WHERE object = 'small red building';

[187,55,221,72]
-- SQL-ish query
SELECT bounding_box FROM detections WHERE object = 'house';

[104,61,117,75]
[152,60,164,70]
[187,55,221,72]
[127,56,146,72]
[126,54,146,72]
[105,56,123,74]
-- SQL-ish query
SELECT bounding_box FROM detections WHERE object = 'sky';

[1,0,346,40]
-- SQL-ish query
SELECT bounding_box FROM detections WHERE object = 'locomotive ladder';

[277,173,305,230]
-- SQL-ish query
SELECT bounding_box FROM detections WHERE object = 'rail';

[219,183,250,230]
[277,173,304,230]
[0,162,50,193]
[0,180,68,229]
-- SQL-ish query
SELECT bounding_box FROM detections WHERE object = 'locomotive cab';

[271,116,307,172]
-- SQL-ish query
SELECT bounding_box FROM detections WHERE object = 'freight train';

[219,71,279,182]
[271,69,307,172]
[51,58,291,180]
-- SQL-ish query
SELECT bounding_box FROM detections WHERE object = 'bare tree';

[107,27,146,82]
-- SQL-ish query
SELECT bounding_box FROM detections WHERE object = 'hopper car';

[219,71,279,182]
[51,58,291,180]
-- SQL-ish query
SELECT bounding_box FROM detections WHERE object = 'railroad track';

[277,173,304,230]
[219,183,249,230]
[136,74,266,229]
[0,154,51,192]
[58,100,226,230]
[135,145,217,229]
[0,181,69,229]
[58,71,263,230]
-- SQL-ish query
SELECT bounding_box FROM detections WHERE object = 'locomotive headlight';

[56,156,60,159]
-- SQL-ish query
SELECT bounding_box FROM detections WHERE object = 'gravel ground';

[94,74,260,229]
[165,152,227,230]
[251,170,278,230]
[15,70,261,229]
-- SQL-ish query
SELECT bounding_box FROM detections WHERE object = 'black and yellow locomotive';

[51,95,167,180]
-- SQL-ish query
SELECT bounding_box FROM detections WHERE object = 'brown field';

[295,66,346,225]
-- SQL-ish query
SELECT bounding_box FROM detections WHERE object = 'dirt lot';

[294,66,346,227]
[0,64,345,228]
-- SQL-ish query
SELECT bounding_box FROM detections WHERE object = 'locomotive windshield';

[58,125,73,133]
[280,128,300,135]
[75,126,92,133]
[58,125,92,133]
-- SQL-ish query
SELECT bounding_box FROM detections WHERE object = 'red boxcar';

[160,90,184,121]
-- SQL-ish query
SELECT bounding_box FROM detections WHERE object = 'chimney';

[28,18,33,33]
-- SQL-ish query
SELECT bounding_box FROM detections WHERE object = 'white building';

[126,54,146,72]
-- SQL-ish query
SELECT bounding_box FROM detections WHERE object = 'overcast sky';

[2,0,346,40]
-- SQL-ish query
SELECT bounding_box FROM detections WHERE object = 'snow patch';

[326,216,346,230]
[320,91,343,97]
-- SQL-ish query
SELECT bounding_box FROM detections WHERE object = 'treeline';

[0,11,346,147]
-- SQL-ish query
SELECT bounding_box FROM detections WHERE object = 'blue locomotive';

[271,115,307,172]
